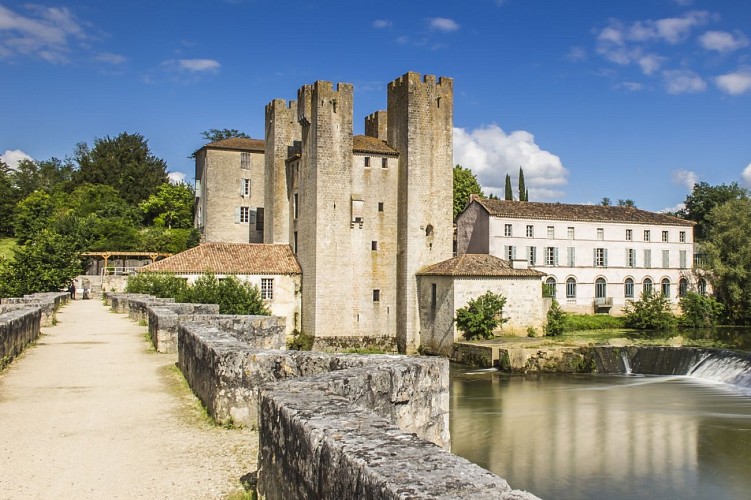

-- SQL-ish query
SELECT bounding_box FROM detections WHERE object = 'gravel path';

[0,299,258,499]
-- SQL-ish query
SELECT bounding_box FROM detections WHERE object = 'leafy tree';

[125,272,191,299]
[617,199,636,208]
[622,289,676,330]
[677,181,747,241]
[679,292,724,328]
[544,299,566,336]
[201,129,250,142]
[68,184,139,222]
[600,197,612,206]
[0,230,82,298]
[10,157,74,198]
[74,132,169,205]
[139,182,195,229]
[0,161,16,236]
[504,174,513,201]
[455,291,508,340]
[518,167,528,202]
[703,197,751,323]
[13,191,61,244]
[453,165,484,219]
[88,216,143,251]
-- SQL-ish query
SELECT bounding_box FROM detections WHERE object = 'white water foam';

[688,353,751,389]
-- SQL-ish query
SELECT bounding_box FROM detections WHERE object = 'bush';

[622,289,677,330]
[679,292,724,328]
[544,300,566,336]
[287,329,314,351]
[563,314,626,331]
[455,291,508,340]
[125,272,190,299]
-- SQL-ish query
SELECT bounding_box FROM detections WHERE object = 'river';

[450,365,751,499]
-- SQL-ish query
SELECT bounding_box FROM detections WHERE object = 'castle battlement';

[388,72,453,91]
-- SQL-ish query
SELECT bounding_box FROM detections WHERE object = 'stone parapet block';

[0,307,42,370]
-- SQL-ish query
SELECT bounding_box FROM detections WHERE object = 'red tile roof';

[352,135,399,156]
[202,137,265,153]
[471,197,694,227]
[418,254,545,277]
[139,243,300,275]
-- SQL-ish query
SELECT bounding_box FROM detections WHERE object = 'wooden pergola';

[80,251,172,276]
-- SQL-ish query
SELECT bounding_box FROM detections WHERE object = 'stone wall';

[147,303,221,353]
[1,292,68,327]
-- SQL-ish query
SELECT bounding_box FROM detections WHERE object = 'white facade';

[457,199,699,314]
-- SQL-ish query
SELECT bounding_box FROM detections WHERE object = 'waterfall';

[621,351,632,374]
[687,352,751,389]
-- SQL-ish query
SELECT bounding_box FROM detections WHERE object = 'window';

[698,278,707,296]
[526,225,534,238]
[547,226,555,238]
[566,278,577,298]
[597,228,604,241]
[644,249,652,268]
[661,278,670,297]
[624,278,634,299]
[373,289,380,302]
[293,231,298,254]
[371,241,378,251]
[644,230,651,242]
[679,250,687,269]
[662,231,669,242]
[527,246,537,265]
[378,202,384,212]
[567,227,575,240]
[364,156,371,168]
[566,247,575,267]
[239,206,250,224]
[626,248,636,267]
[256,207,264,231]
[679,231,686,243]
[293,193,299,219]
[504,224,513,237]
[626,229,633,241]
[382,157,388,169]
[594,248,607,267]
[241,178,251,197]
[643,278,653,293]
[431,283,437,308]
[504,245,516,260]
[241,152,251,169]
[545,247,558,266]
[261,278,273,300]
[662,249,669,268]
[595,278,607,299]
[679,278,688,297]
[545,277,557,297]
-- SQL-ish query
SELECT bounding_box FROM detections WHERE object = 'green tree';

[125,272,191,299]
[10,157,74,198]
[617,199,636,208]
[13,191,61,244]
[703,197,751,323]
[0,230,82,298]
[677,181,747,241]
[544,299,566,336]
[504,174,513,201]
[622,289,676,330]
[139,182,195,229]
[453,165,484,219]
[0,160,16,236]
[200,129,250,142]
[74,132,169,205]
[455,291,508,340]
[68,184,138,222]
[600,197,612,206]
[518,167,528,202]
[679,292,724,328]
[140,227,200,254]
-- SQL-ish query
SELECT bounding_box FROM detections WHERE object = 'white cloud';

[566,46,587,61]
[660,202,686,214]
[0,4,85,63]
[621,81,645,91]
[699,30,749,53]
[663,69,706,94]
[168,172,186,184]
[177,59,220,72]
[453,124,568,201]
[671,169,699,189]
[0,149,33,169]
[373,19,392,29]
[95,52,127,64]
[742,163,751,188]
[715,68,751,95]
[653,11,711,44]
[429,17,459,32]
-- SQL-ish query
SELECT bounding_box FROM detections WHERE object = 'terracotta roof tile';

[203,137,265,152]
[418,254,545,277]
[472,198,694,227]
[139,243,300,275]
[352,135,399,156]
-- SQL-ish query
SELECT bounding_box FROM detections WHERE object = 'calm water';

[450,366,751,500]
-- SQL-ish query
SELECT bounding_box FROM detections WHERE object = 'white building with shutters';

[456,197,701,314]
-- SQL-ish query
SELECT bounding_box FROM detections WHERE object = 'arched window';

[679,278,688,297]
[661,278,671,297]
[624,278,634,299]
[643,278,653,294]
[545,277,557,298]
[566,278,577,298]
[595,278,607,299]
[698,278,707,296]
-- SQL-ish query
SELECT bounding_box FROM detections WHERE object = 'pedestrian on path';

[68,281,76,300]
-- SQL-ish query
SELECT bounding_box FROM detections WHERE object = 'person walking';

[68,282,76,300]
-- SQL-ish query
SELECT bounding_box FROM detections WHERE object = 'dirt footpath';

[0,299,257,499]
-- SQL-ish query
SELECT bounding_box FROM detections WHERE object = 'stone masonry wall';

[147,303,221,353]
[0,292,67,369]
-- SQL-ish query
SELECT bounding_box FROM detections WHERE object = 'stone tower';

[388,72,454,353]
[264,99,300,244]
[296,81,355,338]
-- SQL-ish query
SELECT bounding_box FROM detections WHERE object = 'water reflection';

[450,367,751,500]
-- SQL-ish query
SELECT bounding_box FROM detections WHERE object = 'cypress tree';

[518,167,527,202]
[504,174,513,200]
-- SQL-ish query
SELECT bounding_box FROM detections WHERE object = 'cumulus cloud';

[453,125,568,200]
[566,46,587,61]
[663,69,706,94]
[0,4,85,63]
[168,172,187,184]
[95,52,127,64]
[0,149,33,169]
[742,163,751,188]
[373,19,392,29]
[429,17,459,32]
[671,169,699,189]
[715,68,751,95]
[176,59,220,72]
[660,202,686,214]
[699,30,749,53]
[620,81,645,91]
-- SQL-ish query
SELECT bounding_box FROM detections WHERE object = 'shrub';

[455,291,508,340]
[544,299,566,336]
[125,272,190,299]
[563,314,625,331]
[679,292,724,328]
[622,289,677,330]
[287,329,314,351]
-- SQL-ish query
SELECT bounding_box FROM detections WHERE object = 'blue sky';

[1,0,749,212]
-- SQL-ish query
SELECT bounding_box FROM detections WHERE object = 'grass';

[0,237,18,261]
[563,314,626,331]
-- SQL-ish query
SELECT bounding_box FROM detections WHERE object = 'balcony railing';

[594,297,613,308]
